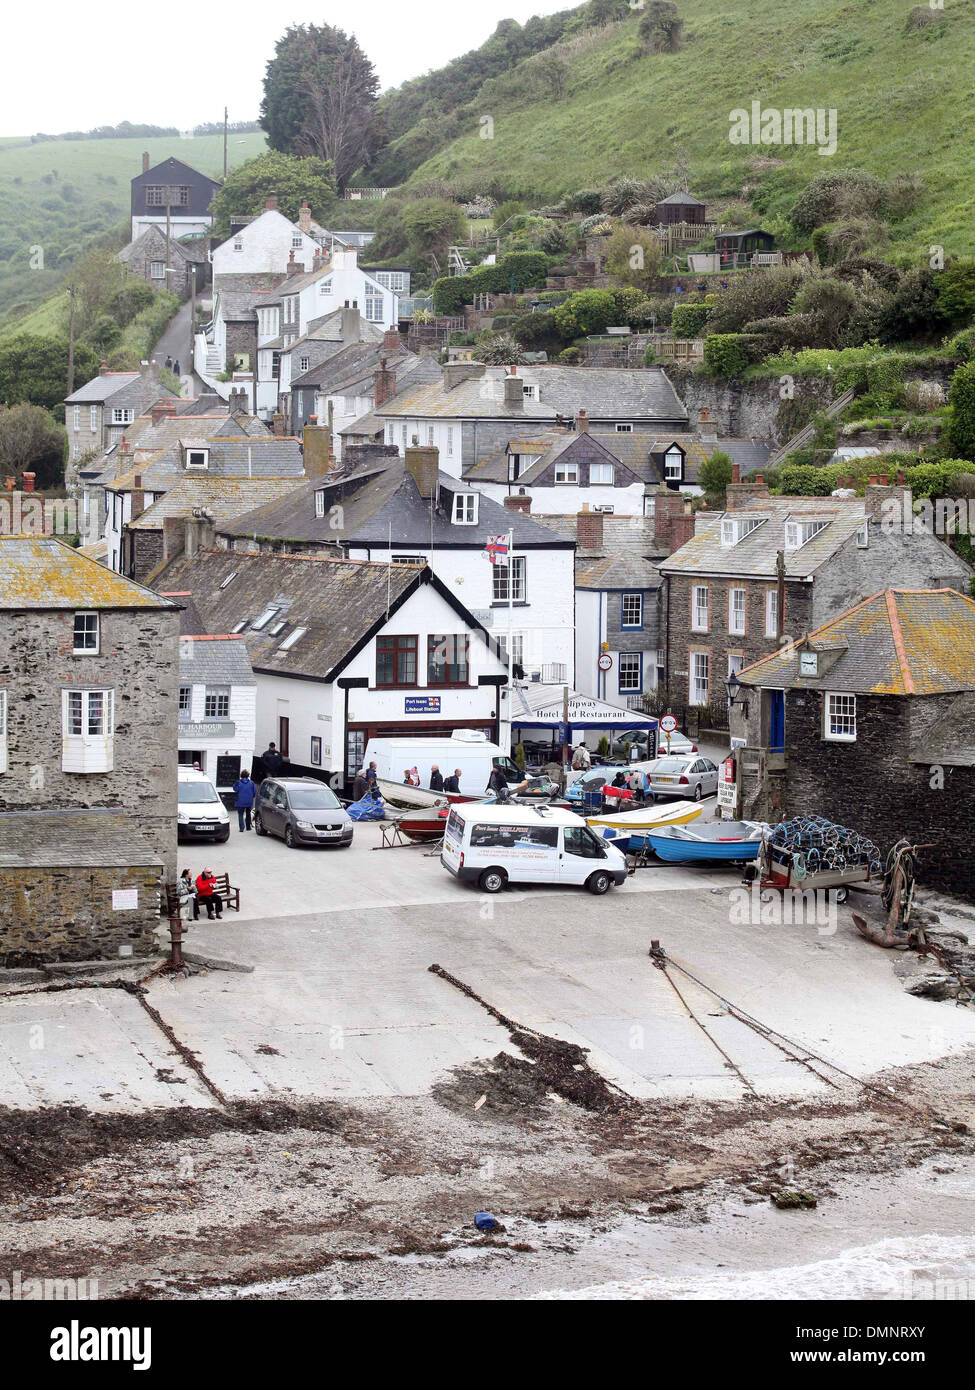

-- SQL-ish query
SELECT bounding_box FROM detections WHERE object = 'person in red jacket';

[195,868,223,920]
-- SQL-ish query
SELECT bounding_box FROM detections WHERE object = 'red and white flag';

[484,534,509,565]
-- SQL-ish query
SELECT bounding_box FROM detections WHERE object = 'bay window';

[62,688,114,773]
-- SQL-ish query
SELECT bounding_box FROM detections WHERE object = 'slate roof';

[0,535,179,609]
[0,809,163,868]
[110,437,305,492]
[738,588,975,696]
[152,550,429,681]
[658,496,867,579]
[656,191,706,206]
[172,634,256,685]
[292,342,413,393]
[532,513,665,589]
[128,476,306,530]
[65,373,140,404]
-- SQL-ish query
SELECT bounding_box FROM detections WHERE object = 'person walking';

[177,868,197,922]
[165,355,173,372]
[172,357,181,377]
[261,742,284,778]
[195,868,223,920]
[233,769,256,830]
[365,761,378,785]
[352,767,369,801]
[429,765,444,792]
[571,742,591,771]
[443,769,461,794]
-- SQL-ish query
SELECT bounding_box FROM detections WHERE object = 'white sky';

[3,0,576,134]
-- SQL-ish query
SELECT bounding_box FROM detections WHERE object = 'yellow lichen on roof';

[0,535,177,610]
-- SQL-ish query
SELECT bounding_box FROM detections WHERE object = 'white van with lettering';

[441,803,628,895]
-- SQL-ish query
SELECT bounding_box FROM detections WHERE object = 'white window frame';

[292,233,303,249]
[618,652,642,693]
[204,686,230,719]
[728,587,746,636]
[315,490,326,518]
[89,405,98,433]
[299,356,310,373]
[721,516,763,546]
[590,463,614,485]
[691,584,709,633]
[364,293,384,323]
[73,406,80,430]
[446,427,454,455]
[112,408,134,426]
[185,449,209,470]
[785,518,829,551]
[825,692,857,742]
[856,521,869,548]
[621,592,643,629]
[318,279,333,296]
[452,492,478,526]
[728,652,744,678]
[233,238,244,252]
[150,260,166,281]
[615,422,633,433]
[493,555,526,603]
[665,448,683,481]
[62,688,115,773]
[765,588,779,638]
[690,651,710,707]
[178,685,192,719]
[73,611,99,654]
[554,462,578,484]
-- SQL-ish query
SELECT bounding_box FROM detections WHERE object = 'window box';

[62,689,114,773]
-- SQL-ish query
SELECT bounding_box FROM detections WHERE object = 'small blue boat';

[641,820,767,863]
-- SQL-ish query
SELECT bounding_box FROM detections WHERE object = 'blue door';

[769,691,785,753]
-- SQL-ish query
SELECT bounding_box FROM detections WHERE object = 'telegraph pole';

[66,284,76,396]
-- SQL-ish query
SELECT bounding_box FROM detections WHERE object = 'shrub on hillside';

[878,266,946,343]
[558,346,583,363]
[790,169,890,235]
[905,4,946,31]
[478,334,526,365]
[777,464,840,496]
[670,301,710,337]
[563,188,603,215]
[553,289,618,337]
[947,327,975,362]
[431,275,471,316]
[638,2,684,52]
[703,334,751,378]
[936,260,975,330]
[578,213,614,237]
[706,263,808,335]
[604,225,663,292]
[947,360,975,460]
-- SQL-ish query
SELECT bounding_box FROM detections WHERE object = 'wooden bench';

[210,873,240,912]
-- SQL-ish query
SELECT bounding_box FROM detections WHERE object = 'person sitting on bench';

[195,868,223,920]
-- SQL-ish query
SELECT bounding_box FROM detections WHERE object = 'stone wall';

[674,373,836,444]
[0,609,179,877]
[0,863,160,965]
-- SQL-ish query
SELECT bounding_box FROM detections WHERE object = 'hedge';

[703,333,751,378]
[670,301,710,338]
[431,250,550,315]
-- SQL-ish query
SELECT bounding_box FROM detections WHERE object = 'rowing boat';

[641,820,768,862]
[375,778,486,811]
[586,800,703,847]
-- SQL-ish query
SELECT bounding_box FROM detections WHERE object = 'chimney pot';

[576,508,604,549]
[880,473,888,485]
[142,151,150,173]
[99,360,108,375]
[869,474,879,485]
[731,463,741,484]
[265,193,277,211]
[22,472,36,493]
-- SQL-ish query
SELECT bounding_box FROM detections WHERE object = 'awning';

[511,683,658,734]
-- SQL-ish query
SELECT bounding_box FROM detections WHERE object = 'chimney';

[286,249,302,277]
[228,387,248,418]
[725,472,771,511]
[298,201,312,235]
[442,362,486,391]
[99,360,108,376]
[340,306,361,343]
[652,485,685,544]
[504,493,532,515]
[130,474,145,519]
[731,463,741,484]
[163,514,185,563]
[21,472,36,494]
[265,193,277,211]
[151,399,177,426]
[142,152,150,174]
[374,357,397,409]
[404,442,440,500]
[118,435,134,472]
[272,413,286,436]
[503,374,523,407]
[148,357,159,382]
[184,512,215,557]
[865,478,912,524]
[576,507,604,549]
[667,513,696,555]
[575,408,590,434]
[383,327,401,352]
[698,407,717,443]
[303,416,332,480]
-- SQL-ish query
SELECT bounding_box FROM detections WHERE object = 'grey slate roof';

[65,373,139,404]
[292,342,413,392]
[656,191,706,206]
[173,635,256,685]
[153,549,425,681]
[128,475,305,530]
[0,809,163,868]
[0,534,180,610]
[110,437,306,492]
[658,496,868,579]
[532,514,665,590]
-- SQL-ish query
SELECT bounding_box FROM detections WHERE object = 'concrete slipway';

[2,819,974,1112]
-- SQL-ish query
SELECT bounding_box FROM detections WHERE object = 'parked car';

[564,767,615,805]
[612,728,698,760]
[178,769,231,842]
[645,756,719,801]
[254,776,353,848]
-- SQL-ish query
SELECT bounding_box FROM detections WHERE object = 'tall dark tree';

[260,25,385,192]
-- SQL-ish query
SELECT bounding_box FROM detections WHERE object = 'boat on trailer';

[640,820,768,862]
[586,800,703,849]
[375,778,487,811]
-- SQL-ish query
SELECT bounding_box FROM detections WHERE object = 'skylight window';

[279,626,307,651]
[219,570,239,589]
[251,606,280,632]
[268,621,287,636]
[231,620,248,634]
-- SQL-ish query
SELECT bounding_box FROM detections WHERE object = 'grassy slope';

[396,0,975,256]
[0,132,266,326]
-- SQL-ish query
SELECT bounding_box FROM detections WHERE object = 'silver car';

[254,776,353,848]
[646,756,719,801]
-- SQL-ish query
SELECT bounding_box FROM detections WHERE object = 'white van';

[441,803,628,895]
[177,768,231,843]
[364,730,522,796]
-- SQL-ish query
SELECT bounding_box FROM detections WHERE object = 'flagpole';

[507,529,514,736]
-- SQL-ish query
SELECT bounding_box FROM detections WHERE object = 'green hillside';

[375,0,973,257]
[0,131,266,325]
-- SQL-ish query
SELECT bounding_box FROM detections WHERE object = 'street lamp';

[725,670,748,720]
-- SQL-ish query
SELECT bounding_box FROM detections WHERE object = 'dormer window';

[554,462,578,484]
[721,516,764,546]
[856,521,869,548]
[664,447,683,482]
[522,384,539,401]
[315,490,326,518]
[452,492,478,525]
[785,519,829,551]
[185,448,209,469]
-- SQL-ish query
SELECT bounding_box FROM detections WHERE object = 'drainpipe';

[776,549,786,642]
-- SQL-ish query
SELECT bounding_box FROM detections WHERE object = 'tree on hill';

[948,361,975,461]
[0,336,99,414]
[209,153,336,239]
[261,25,384,192]
[0,404,67,489]
[699,449,734,502]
